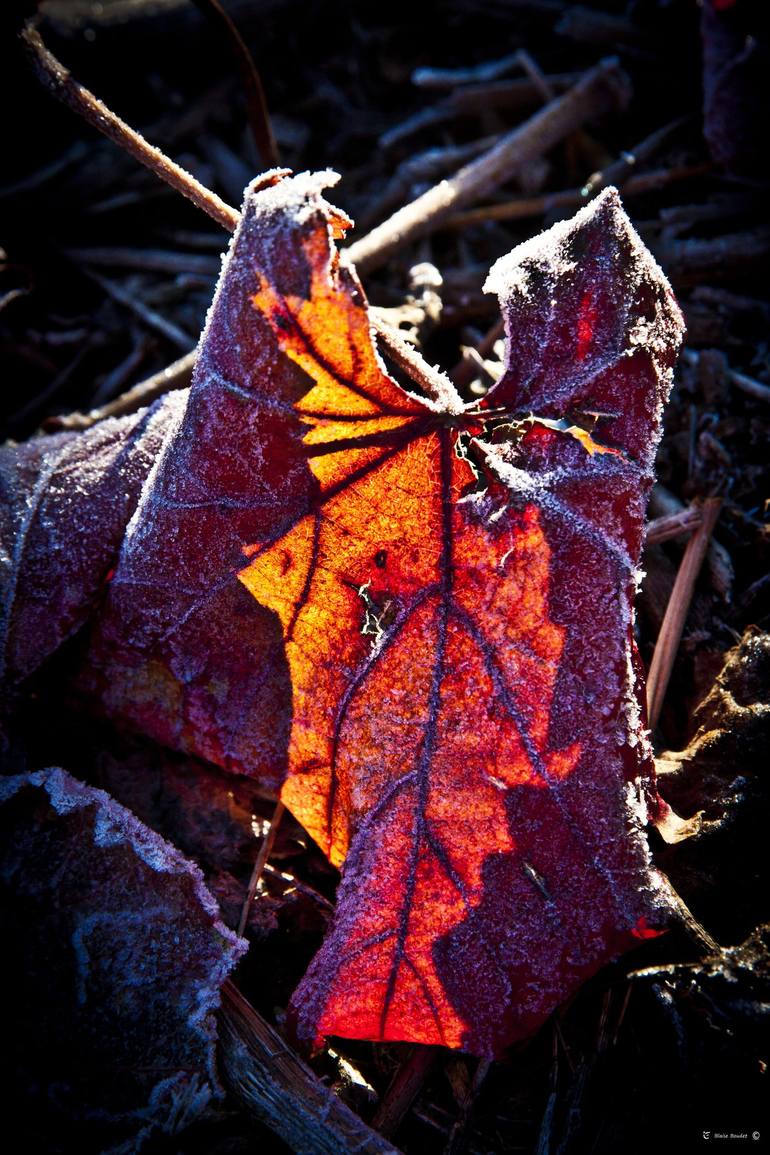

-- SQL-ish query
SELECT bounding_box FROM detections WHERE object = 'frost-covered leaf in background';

[0,395,181,703]
[0,768,245,1152]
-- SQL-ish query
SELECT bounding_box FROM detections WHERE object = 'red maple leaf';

[71,172,683,1057]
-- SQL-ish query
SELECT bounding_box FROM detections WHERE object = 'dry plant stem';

[682,347,770,404]
[218,981,401,1155]
[412,49,526,89]
[444,1058,491,1155]
[729,368,770,404]
[380,73,582,151]
[369,314,453,405]
[45,350,196,432]
[645,506,703,545]
[65,246,220,277]
[189,0,279,166]
[92,338,147,405]
[646,497,722,731]
[450,317,505,388]
[346,58,630,274]
[237,799,285,938]
[372,1045,441,1137]
[649,483,733,600]
[87,270,194,351]
[582,115,688,194]
[654,874,720,954]
[24,21,452,407]
[22,21,241,234]
[446,163,713,229]
[658,226,770,288]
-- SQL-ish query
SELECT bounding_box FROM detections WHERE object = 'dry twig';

[446,163,712,229]
[45,350,196,431]
[682,347,770,404]
[371,1045,441,1138]
[646,497,723,731]
[218,981,401,1155]
[237,800,285,938]
[645,506,703,545]
[347,58,631,273]
[22,21,454,409]
[22,21,241,234]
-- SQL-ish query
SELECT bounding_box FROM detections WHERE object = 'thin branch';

[582,115,689,195]
[370,313,457,406]
[44,351,196,432]
[85,269,194,351]
[450,317,505,389]
[445,163,713,230]
[238,800,285,938]
[346,58,631,274]
[22,20,241,233]
[65,246,220,277]
[646,497,722,731]
[654,873,720,954]
[645,506,703,545]
[649,484,733,601]
[218,981,401,1154]
[371,1045,441,1137]
[682,347,770,404]
[22,20,452,406]
[190,0,279,167]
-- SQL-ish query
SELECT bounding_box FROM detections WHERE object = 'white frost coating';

[0,446,66,684]
[118,391,188,557]
[482,187,684,481]
[620,646,643,749]
[2,767,249,1133]
[478,443,636,573]
[6,768,244,944]
[485,187,644,298]
[487,185,680,328]
[117,172,342,569]
[251,169,465,418]
[0,769,47,804]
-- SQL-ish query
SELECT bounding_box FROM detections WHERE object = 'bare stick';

[444,1057,491,1155]
[582,116,689,195]
[22,21,452,407]
[86,270,194,351]
[190,0,279,167]
[65,246,220,277]
[380,73,581,151]
[450,317,505,389]
[370,314,457,407]
[237,800,285,938]
[218,981,401,1155]
[657,226,770,288]
[649,483,733,601]
[646,497,722,731]
[645,506,703,545]
[682,347,770,404]
[654,873,720,953]
[446,162,713,229]
[45,350,196,432]
[22,21,241,233]
[346,58,630,274]
[371,1045,440,1137]
[412,50,526,89]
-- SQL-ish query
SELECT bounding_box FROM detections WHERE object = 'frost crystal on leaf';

[19,174,683,1059]
[0,768,245,1150]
